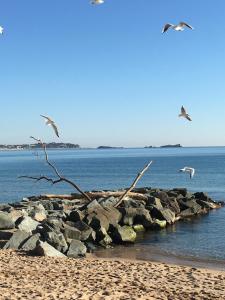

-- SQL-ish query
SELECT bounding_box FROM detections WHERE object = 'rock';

[72,221,95,242]
[0,212,15,229]
[123,198,146,208]
[33,241,66,257]
[146,197,163,210]
[4,230,30,249]
[173,188,187,197]
[17,216,39,233]
[98,196,119,207]
[133,224,145,232]
[196,199,219,209]
[180,208,200,218]
[21,233,41,251]
[151,207,175,224]
[46,217,63,233]
[0,204,12,212]
[110,225,136,243]
[40,201,54,211]
[153,219,167,229]
[8,209,28,223]
[99,234,113,247]
[67,240,87,258]
[194,192,209,201]
[120,207,153,228]
[178,199,202,214]
[85,242,97,253]
[45,231,68,253]
[68,210,85,222]
[0,229,15,240]
[30,204,47,222]
[63,224,81,241]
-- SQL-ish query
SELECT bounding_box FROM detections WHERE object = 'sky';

[0,0,225,147]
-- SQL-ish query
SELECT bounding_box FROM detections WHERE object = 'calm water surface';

[1,147,225,264]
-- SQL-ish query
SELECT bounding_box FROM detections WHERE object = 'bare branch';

[114,161,153,208]
[19,137,92,203]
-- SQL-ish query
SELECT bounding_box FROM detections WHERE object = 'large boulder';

[67,240,87,258]
[63,224,81,241]
[44,231,68,253]
[146,197,163,210]
[178,199,202,214]
[33,241,66,257]
[0,212,15,229]
[21,233,41,251]
[29,204,47,222]
[4,230,30,249]
[17,216,39,233]
[68,209,85,222]
[173,188,187,197]
[151,207,175,224]
[110,225,136,243]
[120,207,153,228]
[72,221,95,242]
[98,196,119,207]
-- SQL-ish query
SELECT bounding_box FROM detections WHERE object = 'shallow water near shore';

[1,147,225,265]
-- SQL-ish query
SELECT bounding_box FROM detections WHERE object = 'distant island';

[144,144,182,148]
[160,144,182,148]
[97,146,124,149]
[0,142,80,150]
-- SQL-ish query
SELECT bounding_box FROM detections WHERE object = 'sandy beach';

[0,250,225,300]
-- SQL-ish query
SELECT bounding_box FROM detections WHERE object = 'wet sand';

[0,250,225,300]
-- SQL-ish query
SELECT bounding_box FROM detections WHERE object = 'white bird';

[179,167,195,179]
[179,106,192,121]
[91,0,104,5]
[0,26,4,35]
[40,115,59,138]
[162,22,194,33]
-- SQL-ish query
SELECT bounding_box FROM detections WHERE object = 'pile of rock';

[0,188,223,258]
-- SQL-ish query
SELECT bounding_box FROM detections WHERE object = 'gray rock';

[196,199,218,209]
[0,212,15,229]
[45,231,68,253]
[173,188,187,197]
[72,221,95,241]
[4,230,30,249]
[17,216,39,233]
[123,198,146,208]
[98,196,119,207]
[0,229,15,240]
[21,233,41,251]
[68,210,85,222]
[99,234,112,247]
[178,199,202,214]
[151,207,175,224]
[146,197,163,210]
[63,224,81,241]
[33,241,66,257]
[67,240,87,258]
[8,209,28,223]
[120,207,153,228]
[110,225,136,243]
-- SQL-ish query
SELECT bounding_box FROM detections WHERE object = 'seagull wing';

[162,24,173,33]
[190,168,195,178]
[185,115,192,121]
[51,122,59,137]
[40,114,52,122]
[181,106,187,115]
[179,22,194,30]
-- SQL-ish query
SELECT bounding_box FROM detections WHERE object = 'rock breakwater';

[0,188,223,257]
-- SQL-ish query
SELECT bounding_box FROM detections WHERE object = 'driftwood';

[19,137,92,203]
[114,161,153,208]
[86,191,148,201]
[39,191,148,201]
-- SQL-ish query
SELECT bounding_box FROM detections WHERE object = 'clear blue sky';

[0,0,225,147]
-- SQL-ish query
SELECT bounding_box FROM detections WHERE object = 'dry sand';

[0,250,225,300]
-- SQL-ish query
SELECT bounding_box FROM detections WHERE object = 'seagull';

[0,26,4,35]
[91,0,104,5]
[179,167,195,179]
[40,115,59,138]
[162,22,194,33]
[179,106,192,121]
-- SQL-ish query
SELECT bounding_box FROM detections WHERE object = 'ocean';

[1,147,225,265]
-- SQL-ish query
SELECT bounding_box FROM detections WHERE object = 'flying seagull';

[91,0,104,5]
[162,22,194,33]
[179,106,192,121]
[0,26,4,35]
[179,167,195,179]
[40,115,59,137]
